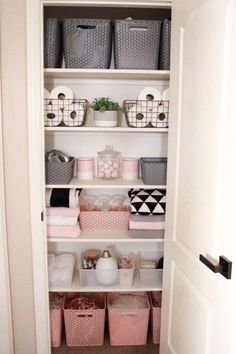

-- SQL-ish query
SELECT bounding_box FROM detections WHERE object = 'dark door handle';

[199,254,232,279]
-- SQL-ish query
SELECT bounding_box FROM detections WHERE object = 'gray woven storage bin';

[140,157,167,185]
[159,19,171,70]
[45,157,75,184]
[63,19,112,68]
[114,20,161,70]
[44,18,62,68]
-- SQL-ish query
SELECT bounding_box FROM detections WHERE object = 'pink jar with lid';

[122,158,139,180]
[77,157,94,180]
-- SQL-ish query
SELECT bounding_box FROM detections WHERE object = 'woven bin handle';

[129,27,148,32]
[77,25,96,30]
[120,312,138,317]
[76,313,93,318]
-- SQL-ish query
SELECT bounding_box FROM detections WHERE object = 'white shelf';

[47,230,165,243]
[49,269,163,293]
[45,126,168,133]
[44,68,170,81]
[45,177,167,189]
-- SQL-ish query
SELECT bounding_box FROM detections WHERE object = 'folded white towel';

[46,215,78,226]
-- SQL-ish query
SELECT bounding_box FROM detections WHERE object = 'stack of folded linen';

[129,214,165,230]
[128,188,166,238]
[46,188,81,238]
[48,253,75,288]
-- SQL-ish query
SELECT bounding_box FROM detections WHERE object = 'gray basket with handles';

[44,18,63,68]
[140,157,167,185]
[45,157,75,184]
[114,19,161,70]
[159,19,171,70]
[63,19,112,68]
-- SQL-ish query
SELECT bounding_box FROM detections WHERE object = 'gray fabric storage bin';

[44,18,63,68]
[114,20,161,70]
[140,157,167,185]
[45,157,75,184]
[63,19,112,68]
[159,19,171,70]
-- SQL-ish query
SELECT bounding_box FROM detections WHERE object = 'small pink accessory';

[77,157,94,180]
[122,158,139,180]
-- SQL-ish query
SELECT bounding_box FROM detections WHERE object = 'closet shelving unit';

[43,0,171,339]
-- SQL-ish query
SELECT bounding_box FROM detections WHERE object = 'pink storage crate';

[49,292,65,347]
[64,292,105,346]
[149,291,162,344]
[79,210,129,231]
[107,292,150,346]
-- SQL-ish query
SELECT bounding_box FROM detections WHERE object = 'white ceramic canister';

[77,157,94,180]
[96,249,118,285]
[122,157,139,180]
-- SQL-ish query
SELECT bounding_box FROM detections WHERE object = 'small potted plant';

[90,97,120,127]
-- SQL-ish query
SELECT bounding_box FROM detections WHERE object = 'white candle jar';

[97,145,121,179]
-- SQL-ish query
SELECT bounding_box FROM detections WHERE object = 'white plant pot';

[94,111,118,127]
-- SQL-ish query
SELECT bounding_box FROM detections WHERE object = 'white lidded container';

[96,249,118,285]
[97,145,121,179]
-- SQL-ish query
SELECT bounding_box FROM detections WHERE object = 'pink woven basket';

[64,293,105,346]
[107,292,150,346]
[149,291,162,344]
[79,210,129,231]
[49,293,65,347]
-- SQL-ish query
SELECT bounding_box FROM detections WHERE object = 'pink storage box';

[64,293,105,347]
[49,292,65,347]
[47,222,81,238]
[107,292,150,346]
[149,291,162,344]
[79,210,129,231]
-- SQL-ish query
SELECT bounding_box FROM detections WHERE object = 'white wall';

[0,0,37,353]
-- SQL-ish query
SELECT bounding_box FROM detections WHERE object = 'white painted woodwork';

[47,230,165,242]
[161,1,236,354]
[49,269,163,292]
[44,68,170,80]
[0,64,14,354]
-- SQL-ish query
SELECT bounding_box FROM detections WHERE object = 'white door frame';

[0,56,14,354]
[26,1,172,353]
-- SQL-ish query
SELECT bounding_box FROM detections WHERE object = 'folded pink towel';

[47,222,81,238]
[46,206,80,217]
[129,214,165,230]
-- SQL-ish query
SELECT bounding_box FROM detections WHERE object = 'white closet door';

[161,1,236,353]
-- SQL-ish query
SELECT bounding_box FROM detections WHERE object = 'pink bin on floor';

[49,292,65,347]
[107,292,150,346]
[149,291,162,344]
[64,293,105,346]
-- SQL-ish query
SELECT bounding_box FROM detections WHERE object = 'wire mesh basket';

[124,100,169,128]
[114,20,161,70]
[44,99,87,127]
[63,19,112,68]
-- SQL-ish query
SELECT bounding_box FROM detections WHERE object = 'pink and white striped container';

[77,157,94,180]
[122,158,139,180]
